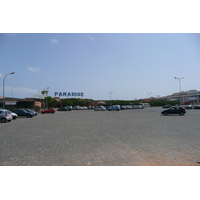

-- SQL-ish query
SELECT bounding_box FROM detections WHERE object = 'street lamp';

[174,77,184,105]
[44,87,49,108]
[108,91,113,105]
[2,72,15,109]
[146,92,151,99]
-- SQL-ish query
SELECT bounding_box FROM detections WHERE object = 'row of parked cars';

[55,105,144,112]
[94,105,144,111]
[0,108,38,123]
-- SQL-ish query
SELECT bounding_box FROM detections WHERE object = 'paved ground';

[1,107,200,166]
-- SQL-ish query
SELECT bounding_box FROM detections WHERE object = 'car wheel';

[52,112,55,114]
[41,112,44,114]
[180,112,184,115]
[1,118,7,123]
[164,112,168,115]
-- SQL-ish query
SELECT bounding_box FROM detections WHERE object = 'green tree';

[61,99,74,107]
[44,96,58,108]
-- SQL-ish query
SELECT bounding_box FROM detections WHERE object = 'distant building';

[166,90,200,104]
[0,96,43,109]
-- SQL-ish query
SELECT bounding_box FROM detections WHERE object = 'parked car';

[194,105,200,109]
[0,110,13,122]
[57,107,68,111]
[121,106,128,110]
[107,105,120,111]
[0,109,18,120]
[162,104,171,108]
[121,105,133,110]
[73,106,87,110]
[41,108,55,114]
[161,106,186,115]
[184,105,192,109]
[132,105,144,109]
[65,106,72,111]
[13,109,34,117]
[7,110,18,119]
[25,109,38,116]
[94,106,106,111]
[141,103,151,107]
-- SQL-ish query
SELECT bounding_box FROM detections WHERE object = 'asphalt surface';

[1,107,200,166]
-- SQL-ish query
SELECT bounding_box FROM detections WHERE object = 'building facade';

[166,90,200,104]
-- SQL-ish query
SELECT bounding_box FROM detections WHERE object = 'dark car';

[25,109,38,116]
[65,106,72,111]
[13,109,34,117]
[57,107,68,111]
[161,106,186,115]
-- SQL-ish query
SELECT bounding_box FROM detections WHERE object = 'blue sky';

[0,33,200,100]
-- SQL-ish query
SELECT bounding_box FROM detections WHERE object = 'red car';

[41,108,55,114]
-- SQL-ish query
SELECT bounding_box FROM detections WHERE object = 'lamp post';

[2,72,15,109]
[146,92,151,99]
[108,91,113,105]
[174,77,184,105]
[44,87,49,108]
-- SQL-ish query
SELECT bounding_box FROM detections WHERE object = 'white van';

[140,103,151,107]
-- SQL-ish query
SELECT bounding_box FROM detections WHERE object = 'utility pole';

[108,91,113,105]
[174,77,184,105]
[44,87,49,108]
[2,72,15,109]
[146,92,151,99]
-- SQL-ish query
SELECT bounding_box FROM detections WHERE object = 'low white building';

[167,90,200,104]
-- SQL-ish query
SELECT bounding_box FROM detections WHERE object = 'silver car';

[94,106,106,111]
[0,110,13,123]
[0,109,18,120]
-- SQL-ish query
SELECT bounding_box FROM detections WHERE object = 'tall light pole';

[44,87,49,108]
[108,91,113,105]
[174,77,184,105]
[3,72,15,109]
[146,92,151,99]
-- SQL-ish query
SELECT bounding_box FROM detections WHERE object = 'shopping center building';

[0,95,44,109]
[166,89,200,105]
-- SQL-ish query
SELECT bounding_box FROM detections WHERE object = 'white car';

[94,106,106,111]
[7,110,18,119]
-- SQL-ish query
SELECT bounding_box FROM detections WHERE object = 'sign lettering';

[54,92,84,97]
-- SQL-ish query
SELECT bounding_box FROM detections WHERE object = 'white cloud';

[87,35,94,42]
[50,39,59,44]
[27,66,40,72]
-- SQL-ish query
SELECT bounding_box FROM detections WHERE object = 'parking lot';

[1,107,200,166]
